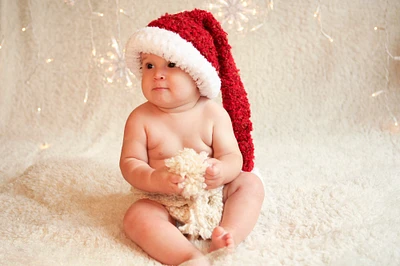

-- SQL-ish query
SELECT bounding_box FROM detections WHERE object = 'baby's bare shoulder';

[131,102,157,116]
[200,98,230,120]
[126,102,155,125]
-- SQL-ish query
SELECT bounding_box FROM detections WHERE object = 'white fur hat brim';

[125,27,221,99]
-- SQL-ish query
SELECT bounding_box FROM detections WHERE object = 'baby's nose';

[154,69,166,80]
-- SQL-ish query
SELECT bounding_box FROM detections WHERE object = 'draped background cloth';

[1,0,399,265]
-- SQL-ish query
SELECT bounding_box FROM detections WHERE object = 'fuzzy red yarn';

[148,9,255,171]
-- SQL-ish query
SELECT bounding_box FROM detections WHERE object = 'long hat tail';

[188,10,255,171]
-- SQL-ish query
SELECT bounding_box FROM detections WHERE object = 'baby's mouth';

[153,87,168,90]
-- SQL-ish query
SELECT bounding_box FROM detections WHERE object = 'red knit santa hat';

[125,9,254,171]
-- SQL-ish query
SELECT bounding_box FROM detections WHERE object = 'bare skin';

[120,54,265,265]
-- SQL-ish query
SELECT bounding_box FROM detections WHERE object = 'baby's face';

[140,53,200,111]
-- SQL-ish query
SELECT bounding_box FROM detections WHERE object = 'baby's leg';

[210,172,264,252]
[124,199,205,265]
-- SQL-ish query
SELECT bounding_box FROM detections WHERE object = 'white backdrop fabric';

[1,0,399,265]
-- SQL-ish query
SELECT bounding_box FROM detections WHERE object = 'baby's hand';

[205,158,224,189]
[151,167,185,195]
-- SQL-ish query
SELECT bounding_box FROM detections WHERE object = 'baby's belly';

[147,137,212,169]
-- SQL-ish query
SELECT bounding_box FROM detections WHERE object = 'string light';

[85,0,135,107]
[313,1,333,42]
[84,0,97,105]
[40,142,51,150]
[20,0,50,147]
[371,0,399,134]
[83,90,89,103]
[117,6,134,19]
[4,0,396,152]
[97,37,133,87]
[64,0,77,5]
[21,24,30,32]
[207,0,272,33]
[92,12,104,17]
[371,90,385,98]
[374,26,400,61]
[94,0,134,87]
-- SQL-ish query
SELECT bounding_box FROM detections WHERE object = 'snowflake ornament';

[208,0,272,33]
[97,37,134,87]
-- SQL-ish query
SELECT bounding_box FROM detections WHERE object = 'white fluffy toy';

[131,148,223,239]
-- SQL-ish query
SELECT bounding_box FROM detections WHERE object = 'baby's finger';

[206,165,217,176]
[167,182,183,195]
[204,173,214,182]
[171,174,185,184]
[204,177,216,187]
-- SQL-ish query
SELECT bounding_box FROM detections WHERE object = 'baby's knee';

[241,172,265,199]
[123,204,140,235]
[123,200,152,234]
[123,199,171,236]
[225,172,265,201]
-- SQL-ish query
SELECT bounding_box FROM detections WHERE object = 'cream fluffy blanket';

[1,0,400,265]
[1,137,399,265]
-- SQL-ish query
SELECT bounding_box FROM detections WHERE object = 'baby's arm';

[119,107,184,194]
[204,101,243,189]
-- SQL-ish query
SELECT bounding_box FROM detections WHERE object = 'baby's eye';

[145,63,154,69]
[168,62,176,68]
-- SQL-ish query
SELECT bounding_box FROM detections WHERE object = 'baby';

[120,9,264,265]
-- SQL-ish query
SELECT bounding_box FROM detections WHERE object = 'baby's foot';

[209,226,235,253]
